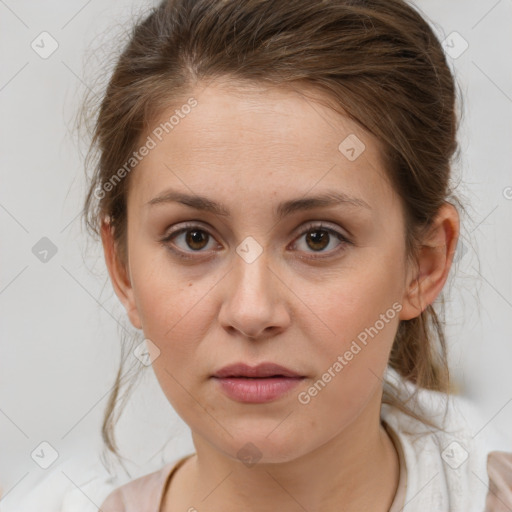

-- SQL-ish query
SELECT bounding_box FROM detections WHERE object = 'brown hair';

[81,0,467,471]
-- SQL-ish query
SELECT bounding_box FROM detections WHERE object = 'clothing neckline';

[158,453,195,512]
[158,427,407,512]
[383,419,408,512]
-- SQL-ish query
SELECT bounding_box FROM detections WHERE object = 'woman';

[79,0,512,510]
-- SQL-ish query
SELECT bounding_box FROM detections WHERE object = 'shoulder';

[381,368,512,511]
[100,487,125,511]
[99,461,178,512]
[485,450,512,512]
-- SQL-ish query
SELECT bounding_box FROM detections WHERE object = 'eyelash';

[159,222,352,261]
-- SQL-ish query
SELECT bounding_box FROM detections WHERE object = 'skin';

[101,79,459,511]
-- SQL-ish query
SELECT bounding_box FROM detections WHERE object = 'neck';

[166,389,400,512]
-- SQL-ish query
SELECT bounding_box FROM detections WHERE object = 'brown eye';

[160,224,218,257]
[292,223,351,258]
[184,229,209,251]
[305,229,330,251]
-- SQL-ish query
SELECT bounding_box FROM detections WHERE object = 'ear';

[399,203,460,321]
[100,217,142,330]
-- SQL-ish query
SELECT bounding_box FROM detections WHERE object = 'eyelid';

[288,222,352,258]
[160,221,221,257]
[160,220,217,242]
[160,220,352,259]
[293,221,350,240]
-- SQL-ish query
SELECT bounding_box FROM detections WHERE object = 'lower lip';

[212,376,304,403]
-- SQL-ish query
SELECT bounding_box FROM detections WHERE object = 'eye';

[291,223,351,258]
[160,223,219,259]
[160,222,352,261]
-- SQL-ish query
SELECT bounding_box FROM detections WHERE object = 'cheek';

[297,274,400,429]
[129,260,209,376]
[131,246,209,331]
[306,254,403,371]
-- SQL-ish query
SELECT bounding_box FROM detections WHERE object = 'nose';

[217,250,291,341]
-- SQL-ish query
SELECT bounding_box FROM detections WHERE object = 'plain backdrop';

[1,0,511,507]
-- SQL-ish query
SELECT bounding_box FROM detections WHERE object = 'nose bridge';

[219,241,288,338]
[231,242,273,306]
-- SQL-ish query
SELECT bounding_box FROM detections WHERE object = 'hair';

[80,0,469,471]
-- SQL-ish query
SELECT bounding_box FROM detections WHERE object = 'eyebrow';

[146,189,371,220]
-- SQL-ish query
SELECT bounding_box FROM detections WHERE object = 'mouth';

[211,362,305,403]
[212,362,304,379]
[220,375,298,379]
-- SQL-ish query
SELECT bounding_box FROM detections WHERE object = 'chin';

[215,429,314,466]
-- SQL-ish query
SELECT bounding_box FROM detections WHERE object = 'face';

[108,80,420,464]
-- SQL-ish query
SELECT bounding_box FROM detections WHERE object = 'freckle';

[188,282,193,287]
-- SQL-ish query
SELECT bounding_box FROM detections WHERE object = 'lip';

[211,362,305,403]
[212,362,303,379]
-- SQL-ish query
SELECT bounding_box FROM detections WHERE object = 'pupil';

[186,230,208,250]
[307,230,329,251]
[184,229,330,252]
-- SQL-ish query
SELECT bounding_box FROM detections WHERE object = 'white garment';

[381,367,512,511]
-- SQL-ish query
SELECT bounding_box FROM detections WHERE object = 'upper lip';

[212,362,303,378]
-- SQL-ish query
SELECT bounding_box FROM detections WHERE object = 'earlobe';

[399,203,460,321]
[100,218,143,330]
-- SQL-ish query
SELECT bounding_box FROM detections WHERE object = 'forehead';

[129,80,396,214]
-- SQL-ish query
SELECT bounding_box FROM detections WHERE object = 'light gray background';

[1,0,511,507]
